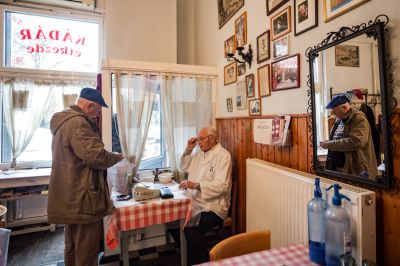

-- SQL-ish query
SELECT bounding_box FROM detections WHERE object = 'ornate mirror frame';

[306,15,395,188]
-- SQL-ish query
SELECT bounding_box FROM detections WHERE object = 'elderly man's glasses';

[196,135,211,142]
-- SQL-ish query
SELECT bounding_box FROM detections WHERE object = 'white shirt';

[180,143,232,219]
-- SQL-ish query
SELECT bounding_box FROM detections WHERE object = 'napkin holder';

[132,184,160,201]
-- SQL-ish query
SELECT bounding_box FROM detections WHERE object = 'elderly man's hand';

[178,180,199,190]
[185,137,197,153]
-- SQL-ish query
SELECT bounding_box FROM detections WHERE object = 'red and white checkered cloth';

[106,185,191,250]
[197,244,319,266]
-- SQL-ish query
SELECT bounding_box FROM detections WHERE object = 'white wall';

[105,0,177,63]
[192,0,400,118]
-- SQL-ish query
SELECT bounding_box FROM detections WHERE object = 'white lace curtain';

[114,72,157,172]
[161,75,213,180]
[1,79,53,167]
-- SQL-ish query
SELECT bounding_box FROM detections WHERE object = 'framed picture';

[238,63,246,76]
[272,35,289,59]
[218,0,245,29]
[226,98,233,112]
[270,6,291,40]
[271,54,300,91]
[335,44,360,67]
[256,30,270,64]
[224,35,236,58]
[294,0,318,36]
[245,74,256,98]
[224,62,237,85]
[257,64,271,97]
[249,98,261,116]
[266,0,289,16]
[235,12,247,47]
[324,0,370,23]
[236,81,247,110]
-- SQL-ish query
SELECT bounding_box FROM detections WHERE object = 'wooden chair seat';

[209,230,271,261]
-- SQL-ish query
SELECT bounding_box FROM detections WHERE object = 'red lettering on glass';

[62,32,72,42]
[35,27,46,40]
[20,29,32,40]
[26,46,34,53]
[49,30,60,40]
[75,36,85,46]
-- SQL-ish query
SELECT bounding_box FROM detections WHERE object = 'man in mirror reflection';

[320,92,378,179]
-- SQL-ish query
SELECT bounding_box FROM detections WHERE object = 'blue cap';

[326,93,350,109]
[79,87,108,108]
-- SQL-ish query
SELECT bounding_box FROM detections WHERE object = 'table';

[106,183,191,266]
[197,244,318,266]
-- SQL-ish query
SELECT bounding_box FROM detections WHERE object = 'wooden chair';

[223,180,237,235]
[209,230,271,261]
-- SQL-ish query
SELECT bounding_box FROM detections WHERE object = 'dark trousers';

[64,220,102,266]
[183,211,223,265]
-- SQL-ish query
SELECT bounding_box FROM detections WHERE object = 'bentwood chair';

[209,230,271,261]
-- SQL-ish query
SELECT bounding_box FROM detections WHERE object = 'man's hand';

[178,180,199,190]
[320,141,329,149]
[186,137,197,152]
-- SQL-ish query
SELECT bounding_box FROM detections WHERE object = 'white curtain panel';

[114,72,157,172]
[161,75,213,179]
[1,79,53,167]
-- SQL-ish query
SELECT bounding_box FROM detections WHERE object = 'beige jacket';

[48,106,121,224]
[180,143,232,220]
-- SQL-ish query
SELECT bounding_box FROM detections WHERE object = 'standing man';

[48,88,123,266]
[179,126,232,265]
[320,93,377,179]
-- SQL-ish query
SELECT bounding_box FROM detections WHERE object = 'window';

[0,6,102,169]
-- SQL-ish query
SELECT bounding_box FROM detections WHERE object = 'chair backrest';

[209,230,271,261]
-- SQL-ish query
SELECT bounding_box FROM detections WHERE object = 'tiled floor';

[8,226,181,266]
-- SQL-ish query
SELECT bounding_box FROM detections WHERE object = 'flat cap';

[79,87,108,108]
[326,93,350,109]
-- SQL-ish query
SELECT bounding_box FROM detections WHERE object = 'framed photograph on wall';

[294,0,318,36]
[245,74,256,98]
[236,80,247,110]
[226,97,233,112]
[249,98,261,116]
[238,63,246,76]
[271,54,300,91]
[257,30,270,64]
[218,0,245,29]
[335,45,360,67]
[266,0,289,16]
[324,0,370,22]
[224,35,236,58]
[270,6,291,40]
[235,12,247,47]
[272,35,289,59]
[224,62,237,85]
[257,64,271,98]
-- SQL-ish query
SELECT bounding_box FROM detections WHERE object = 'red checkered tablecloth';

[106,184,191,250]
[197,244,319,266]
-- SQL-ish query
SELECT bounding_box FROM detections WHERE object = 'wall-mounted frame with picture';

[272,35,289,59]
[257,64,271,98]
[235,11,247,47]
[236,80,247,110]
[271,54,300,91]
[256,30,270,64]
[270,6,291,40]
[323,0,370,22]
[218,0,245,29]
[224,62,237,85]
[238,63,246,76]
[224,35,236,58]
[266,0,289,16]
[249,98,261,116]
[245,74,255,98]
[226,97,233,112]
[294,0,318,36]
[335,44,360,67]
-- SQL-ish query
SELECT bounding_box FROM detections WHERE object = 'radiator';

[246,158,376,265]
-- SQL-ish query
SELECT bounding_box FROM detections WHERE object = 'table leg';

[180,226,187,266]
[120,234,129,266]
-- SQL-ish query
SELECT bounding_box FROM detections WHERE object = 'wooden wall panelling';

[289,117,299,169]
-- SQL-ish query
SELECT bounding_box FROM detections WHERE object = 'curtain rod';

[0,72,96,82]
[102,66,217,77]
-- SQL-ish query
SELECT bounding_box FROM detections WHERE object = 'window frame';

[0,5,104,169]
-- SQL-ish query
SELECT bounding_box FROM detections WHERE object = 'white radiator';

[246,158,376,265]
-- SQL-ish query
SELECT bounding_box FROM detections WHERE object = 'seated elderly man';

[178,126,232,265]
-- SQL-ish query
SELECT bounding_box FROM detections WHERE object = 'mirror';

[307,15,394,188]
